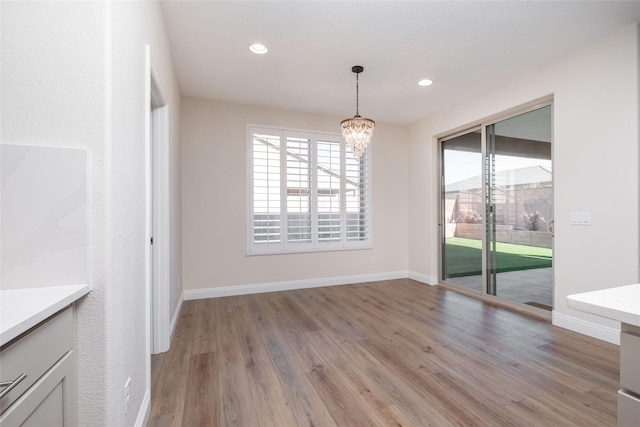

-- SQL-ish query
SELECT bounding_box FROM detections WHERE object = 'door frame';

[145,45,171,362]
[437,95,554,319]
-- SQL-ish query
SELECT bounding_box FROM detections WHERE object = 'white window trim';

[246,124,373,256]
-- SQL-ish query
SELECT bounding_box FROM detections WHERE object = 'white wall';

[408,24,640,341]
[2,1,110,423]
[1,1,182,425]
[181,97,409,293]
[109,1,182,425]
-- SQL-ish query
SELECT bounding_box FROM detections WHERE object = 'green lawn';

[444,237,552,278]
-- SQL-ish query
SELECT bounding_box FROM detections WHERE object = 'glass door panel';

[441,130,483,291]
[486,106,553,310]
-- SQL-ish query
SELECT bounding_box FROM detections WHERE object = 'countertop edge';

[567,284,640,328]
[0,284,91,347]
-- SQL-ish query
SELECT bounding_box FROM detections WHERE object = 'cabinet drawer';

[621,330,640,394]
[618,390,640,427]
[0,351,75,427]
[0,307,73,413]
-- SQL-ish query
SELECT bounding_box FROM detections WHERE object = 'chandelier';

[340,65,375,157]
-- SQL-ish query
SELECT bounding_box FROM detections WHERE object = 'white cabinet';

[620,326,640,392]
[0,306,76,427]
[618,390,640,427]
[619,324,640,427]
[566,285,640,427]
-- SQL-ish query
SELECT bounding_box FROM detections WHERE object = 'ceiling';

[159,1,640,125]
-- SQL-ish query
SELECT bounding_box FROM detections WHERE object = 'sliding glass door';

[440,103,553,312]
[486,106,553,309]
[441,129,483,291]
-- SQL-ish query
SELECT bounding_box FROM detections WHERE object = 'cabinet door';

[621,329,640,394]
[21,381,64,427]
[618,390,640,427]
[0,352,75,427]
[0,307,73,413]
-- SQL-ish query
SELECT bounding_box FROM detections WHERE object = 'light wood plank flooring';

[149,279,619,426]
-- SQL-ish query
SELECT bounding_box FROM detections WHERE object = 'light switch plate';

[571,212,592,225]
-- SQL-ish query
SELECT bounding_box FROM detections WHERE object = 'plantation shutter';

[248,125,371,255]
[285,134,312,245]
[316,138,342,243]
[346,149,369,241]
[251,131,282,247]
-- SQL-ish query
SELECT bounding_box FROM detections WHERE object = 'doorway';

[440,101,553,314]
[146,46,171,359]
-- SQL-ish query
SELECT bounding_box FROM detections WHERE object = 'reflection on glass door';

[440,103,553,312]
[486,106,553,310]
[441,130,483,291]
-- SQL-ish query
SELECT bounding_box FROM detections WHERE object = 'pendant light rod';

[352,65,363,117]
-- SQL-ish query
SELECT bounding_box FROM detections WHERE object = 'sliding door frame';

[437,95,554,320]
[439,125,483,291]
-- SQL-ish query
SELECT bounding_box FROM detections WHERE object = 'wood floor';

[149,279,619,426]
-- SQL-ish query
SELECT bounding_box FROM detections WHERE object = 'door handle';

[0,373,27,399]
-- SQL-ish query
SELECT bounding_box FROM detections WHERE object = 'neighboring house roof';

[445,165,552,193]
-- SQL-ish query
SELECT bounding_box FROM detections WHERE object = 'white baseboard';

[184,271,410,300]
[169,292,183,340]
[408,271,438,285]
[134,390,150,427]
[552,311,620,345]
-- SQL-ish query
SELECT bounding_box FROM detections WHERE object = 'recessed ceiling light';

[418,78,433,87]
[249,43,268,55]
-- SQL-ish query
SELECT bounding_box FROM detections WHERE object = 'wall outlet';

[124,377,131,414]
[371,256,377,264]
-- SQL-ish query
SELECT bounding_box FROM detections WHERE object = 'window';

[247,125,371,255]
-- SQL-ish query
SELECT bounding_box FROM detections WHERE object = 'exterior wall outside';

[447,187,553,231]
[408,24,640,334]
[181,98,409,292]
[451,224,553,249]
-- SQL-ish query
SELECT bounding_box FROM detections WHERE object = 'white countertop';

[0,284,90,346]
[567,284,640,327]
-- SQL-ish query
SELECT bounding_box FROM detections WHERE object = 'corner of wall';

[408,271,438,286]
[169,291,184,340]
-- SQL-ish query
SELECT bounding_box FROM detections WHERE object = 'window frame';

[246,124,373,255]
